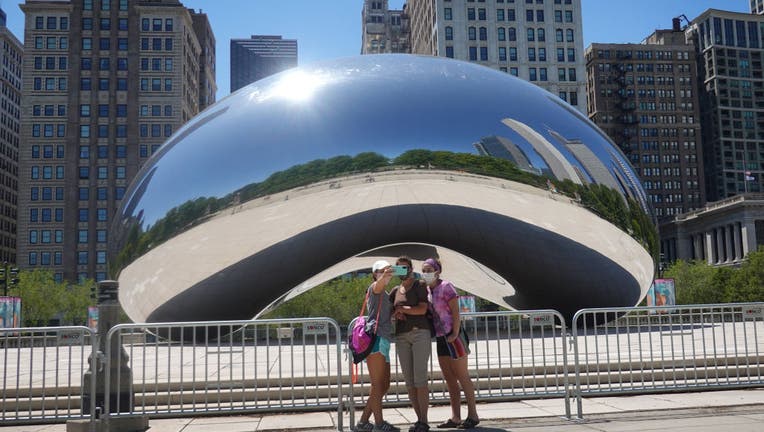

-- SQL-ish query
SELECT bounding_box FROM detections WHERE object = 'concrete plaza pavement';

[2,388,764,431]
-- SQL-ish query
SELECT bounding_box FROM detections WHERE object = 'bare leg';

[415,386,429,424]
[451,356,478,421]
[438,355,461,423]
[361,352,390,425]
[407,387,421,421]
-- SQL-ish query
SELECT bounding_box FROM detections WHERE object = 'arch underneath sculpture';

[118,172,652,324]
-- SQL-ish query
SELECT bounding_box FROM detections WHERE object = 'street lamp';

[657,253,667,279]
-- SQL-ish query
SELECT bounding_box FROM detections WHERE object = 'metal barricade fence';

[0,326,96,425]
[4,305,764,426]
[103,318,343,429]
[347,310,571,427]
[571,303,764,418]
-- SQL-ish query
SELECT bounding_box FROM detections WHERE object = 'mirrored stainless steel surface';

[110,54,657,323]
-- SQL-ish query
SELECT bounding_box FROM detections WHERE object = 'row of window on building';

[33,103,174,118]
[443,7,574,23]
[449,26,575,43]
[447,45,576,64]
[31,185,126,203]
[699,17,764,50]
[28,206,120,225]
[30,165,127,180]
[643,180,701,190]
[594,49,690,60]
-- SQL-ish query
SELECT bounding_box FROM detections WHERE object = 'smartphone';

[392,265,408,276]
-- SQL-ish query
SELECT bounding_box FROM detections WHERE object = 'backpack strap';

[358,286,371,318]
[358,286,383,333]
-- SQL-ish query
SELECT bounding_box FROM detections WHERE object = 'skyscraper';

[752,0,764,15]
[229,35,297,93]
[18,0,214,282]
[361,0,410,54]
[586,23,705,219]
[405,0,586,112]
[687,9,764,201]
[0,8,23,264]
[191,9,216,111]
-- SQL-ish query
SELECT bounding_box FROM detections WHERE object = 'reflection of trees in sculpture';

[112,150,657,277]
[554,179,658,259]
[236,152,389,203]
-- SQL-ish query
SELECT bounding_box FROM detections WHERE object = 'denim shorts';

[367,336,391,363]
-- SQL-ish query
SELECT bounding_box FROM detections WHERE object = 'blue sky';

[0,1,751,98]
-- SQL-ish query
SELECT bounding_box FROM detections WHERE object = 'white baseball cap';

[371,260,391,272]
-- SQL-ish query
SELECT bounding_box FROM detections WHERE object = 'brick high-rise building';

[586,23,705,219]
[361,0,410,54]
[18,0,214,282]
[229,35,297,93]
[0,8,23,265]
[405,0,586,112]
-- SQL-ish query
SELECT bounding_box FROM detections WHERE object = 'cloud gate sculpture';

[110,55,657,323]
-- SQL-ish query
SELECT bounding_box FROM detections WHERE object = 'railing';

[1,304,762,429]
[102,318,343,429]
[571,303,764,418]
[0,326,96,424]
[347,310,571,427]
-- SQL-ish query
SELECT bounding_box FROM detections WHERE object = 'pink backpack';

[348,287,381,364]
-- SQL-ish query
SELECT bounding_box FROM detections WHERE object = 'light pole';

[0,261,19,297]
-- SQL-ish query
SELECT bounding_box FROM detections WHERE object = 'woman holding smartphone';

[354,260,400,432]
[423,258,479,430]
[390,256,432,432]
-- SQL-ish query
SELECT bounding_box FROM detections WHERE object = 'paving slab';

[253,412,333,431]
[138,418,192,432]
[2,390,764,431]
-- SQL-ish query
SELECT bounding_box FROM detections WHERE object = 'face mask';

[422,272,437,284]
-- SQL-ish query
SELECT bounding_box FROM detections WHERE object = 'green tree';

[60,278,95,325]
[8,269,63,326]
[263,274,373,326]
[726,247,764,302]
[352,152,389,171]
[663,259,724,304]
[6,270,95,326]
[663,248,764,305]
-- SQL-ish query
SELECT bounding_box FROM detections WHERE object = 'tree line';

[5,248,762,328]
[662,247,764,305]
[2,269,94,327]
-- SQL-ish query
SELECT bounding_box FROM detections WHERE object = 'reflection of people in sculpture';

[354,260,399,432]
[390,255,432,432]
[424,258,480,429]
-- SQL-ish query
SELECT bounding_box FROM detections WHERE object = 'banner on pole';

[0,296,22,328]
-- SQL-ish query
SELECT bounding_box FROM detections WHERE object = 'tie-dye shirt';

[429,279,458,337]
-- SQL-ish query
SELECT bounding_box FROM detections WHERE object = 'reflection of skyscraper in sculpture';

[608,149,650,213]
[501,118,583,184]
[549,130,622,192]
[474,136,541,175]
